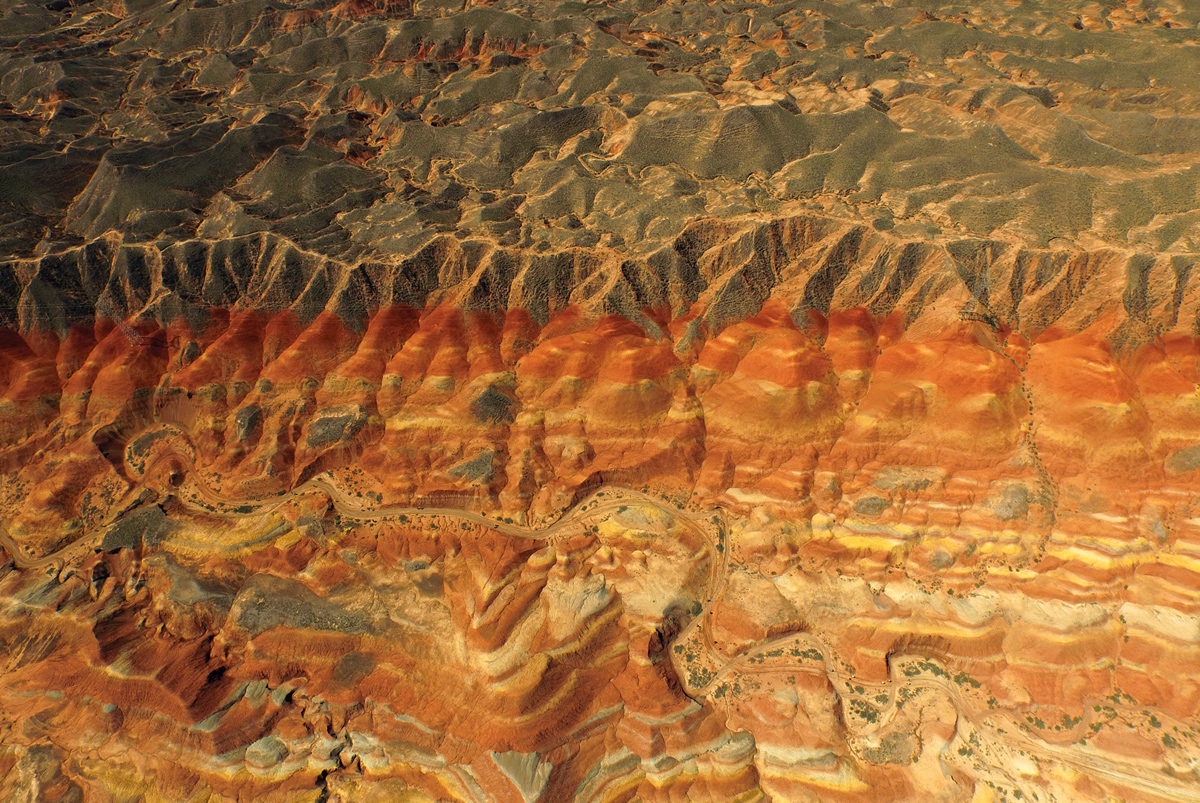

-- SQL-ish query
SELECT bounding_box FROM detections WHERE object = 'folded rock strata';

[3,0,1200,801]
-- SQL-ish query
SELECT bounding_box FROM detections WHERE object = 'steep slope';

[3,1,1200,802]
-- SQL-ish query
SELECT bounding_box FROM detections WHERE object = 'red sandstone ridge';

[4,0,1200,800]
[2,278,1200,801]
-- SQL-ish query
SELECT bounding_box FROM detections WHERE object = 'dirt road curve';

[1,426,1195,802]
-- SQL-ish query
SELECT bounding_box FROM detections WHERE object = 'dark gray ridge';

[100,505,173,552]
[232,574,370,637]
[233,404,263,443]
[2,220,1194,346]
[305,407,368,448]
[448,449,497,484]
[0,0,1196,346]
[853,496,890,517]
[471,386,516,425]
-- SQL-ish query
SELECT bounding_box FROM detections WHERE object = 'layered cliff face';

[4,0,1200,801]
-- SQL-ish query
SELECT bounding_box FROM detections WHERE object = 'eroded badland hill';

[2,1,1200,801]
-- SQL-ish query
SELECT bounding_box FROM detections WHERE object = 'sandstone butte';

[3,0,1200,801]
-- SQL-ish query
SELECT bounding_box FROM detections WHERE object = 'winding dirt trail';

[0,426,724,576]
[2,425,1196,801]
